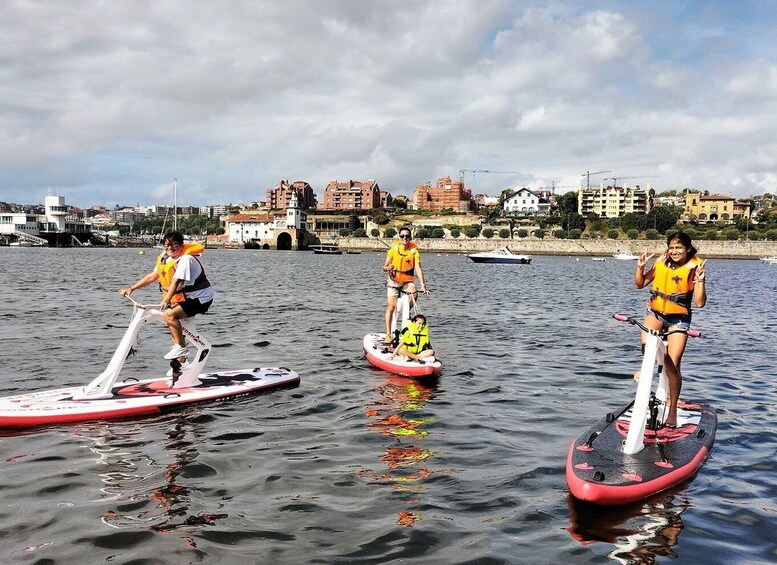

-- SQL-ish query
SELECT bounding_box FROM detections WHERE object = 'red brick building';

[266,180,317,210]
[412,176,477,212]
[321,179,381,210]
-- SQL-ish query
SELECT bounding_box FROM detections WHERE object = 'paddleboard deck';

[363,333,442,378]
[566,399,717,505]
[0,368,300,429]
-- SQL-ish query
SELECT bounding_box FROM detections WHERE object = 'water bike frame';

[71,297,211,400]
[389,287,418,347]
[613,313,701,455]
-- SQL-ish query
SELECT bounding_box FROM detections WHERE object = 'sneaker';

[164,344,190,360]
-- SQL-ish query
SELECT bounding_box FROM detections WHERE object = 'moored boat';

[467,247,531,264]
[613,250,639,260]
[310,244,342,255]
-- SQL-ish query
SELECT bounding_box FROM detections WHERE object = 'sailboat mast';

[173,177,178,232]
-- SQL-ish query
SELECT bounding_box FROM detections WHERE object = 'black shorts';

[180,298,212,317]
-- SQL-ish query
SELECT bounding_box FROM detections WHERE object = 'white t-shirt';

[172,255,215,302]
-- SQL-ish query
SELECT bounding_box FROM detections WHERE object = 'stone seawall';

[336,236,777,259]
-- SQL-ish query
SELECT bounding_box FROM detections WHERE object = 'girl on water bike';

[634,231,707,428]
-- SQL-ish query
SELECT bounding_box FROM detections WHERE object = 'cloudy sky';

[2,1,776,208]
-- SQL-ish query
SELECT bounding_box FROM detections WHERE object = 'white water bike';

[566,314,716,505]
[0,297,299,429]
[363,287,442,378]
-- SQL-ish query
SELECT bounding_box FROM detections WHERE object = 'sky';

[1,0,776,208]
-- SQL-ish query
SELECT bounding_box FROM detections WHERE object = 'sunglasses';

[399,234,411,239]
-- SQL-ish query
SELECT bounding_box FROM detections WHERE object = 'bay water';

[0,247,775,564]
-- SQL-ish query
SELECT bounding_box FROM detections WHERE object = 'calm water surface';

[0,247,775,564]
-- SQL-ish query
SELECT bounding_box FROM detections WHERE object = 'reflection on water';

[568,490,689,564]
[80,418,226,545]
[361,374,439,527]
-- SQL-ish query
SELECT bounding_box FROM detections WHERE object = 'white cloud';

[1,0,776,207]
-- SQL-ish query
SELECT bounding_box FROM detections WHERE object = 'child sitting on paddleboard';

[634,231,707,428]
[390,314,435,362]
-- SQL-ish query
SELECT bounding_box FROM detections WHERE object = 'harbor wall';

[335,236,777,259]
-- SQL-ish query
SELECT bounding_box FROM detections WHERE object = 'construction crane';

[458,169,523,182]
[536,182,577,195]
[604,175,659,188]
[581,170,611,190]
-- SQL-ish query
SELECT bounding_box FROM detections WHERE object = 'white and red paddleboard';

[363,333,442,378]
[0,368,299,429]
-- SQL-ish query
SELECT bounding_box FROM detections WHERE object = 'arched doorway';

[277,232,292,250]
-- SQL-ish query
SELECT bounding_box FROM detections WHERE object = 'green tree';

[533,228,546,239]
[570,228,582,239]
[557,191,578,216]
[499,228,510,239]
[516,228,528,238]
[626,229,639,239]
[370,209,390,225]
[339,228,351,237]
[608,229,620,240]
[723,228,740,240]
[431,227,445,238]
[705,229,718,240]
[464,226,480,238]
[370,228,380,237]
[646,206,681,234]
[620,213,640,233]
[384,227,397,238]
[645,228,660,240]
[766,229,777,241]
[482,228,495,239]
[449,227,461,238]
[353,228,367,237]
[415,227,430,239]
[553,229,566,239]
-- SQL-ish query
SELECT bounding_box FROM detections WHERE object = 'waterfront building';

[392,195,409,208]
[475,194,500,207]
[0,194,90,245]
[577,184,652,218]
[412,176,477,212]
[683,192,751,223]
[503,188,550,216]
[379,190,393,208]
[266,180,317,210]
[223,192,314,250]
[321,179,380,210]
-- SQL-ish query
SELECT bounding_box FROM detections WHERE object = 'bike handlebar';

[613,313,701,338]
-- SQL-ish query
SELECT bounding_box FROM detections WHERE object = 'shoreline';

[5,236,775,260]
[334,236,777,260]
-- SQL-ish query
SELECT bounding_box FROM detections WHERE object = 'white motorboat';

[613,250,639,260]
[467,247,532,264]
[761,256,777,264]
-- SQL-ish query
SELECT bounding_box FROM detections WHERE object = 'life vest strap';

[649,289,693,308]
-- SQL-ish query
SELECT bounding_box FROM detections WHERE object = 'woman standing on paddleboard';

[634,231,707,428]
[382,227,428,345]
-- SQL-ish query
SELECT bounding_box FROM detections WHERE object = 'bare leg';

[663,332,689,427]
[385,294,398,341]
[165,305,189,362]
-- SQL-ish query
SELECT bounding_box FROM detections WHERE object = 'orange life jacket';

[156,242,208,302]
[387,241,419,284]
[648,255,703,315]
